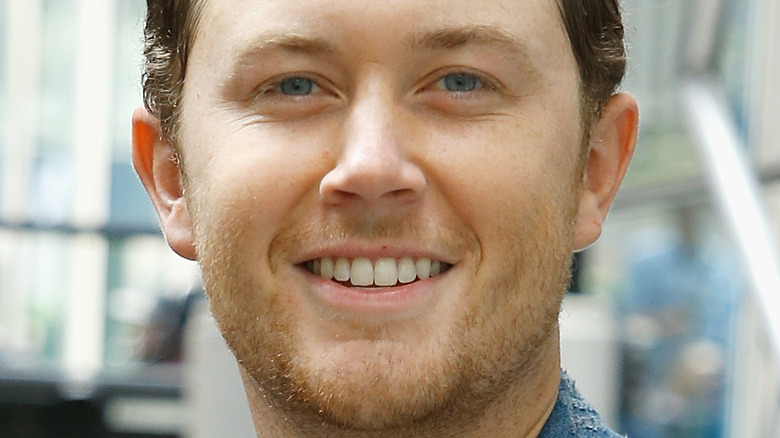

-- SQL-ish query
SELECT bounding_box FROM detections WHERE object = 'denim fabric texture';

[538,371,624,437]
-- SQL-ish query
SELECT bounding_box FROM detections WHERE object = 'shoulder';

[538,370,625,438]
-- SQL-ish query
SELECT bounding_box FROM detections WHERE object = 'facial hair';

[189,179,581,436]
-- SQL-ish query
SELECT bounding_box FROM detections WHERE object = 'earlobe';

[132,106,197,260]
[573,191,603,252]
[573,93,638,252]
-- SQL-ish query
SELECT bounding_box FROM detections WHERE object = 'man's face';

[178,0,584,429]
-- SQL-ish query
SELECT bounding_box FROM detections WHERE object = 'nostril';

[387,187,419,201]
[322,188,362,204]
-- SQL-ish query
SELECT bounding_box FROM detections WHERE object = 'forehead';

[190,0,572,72]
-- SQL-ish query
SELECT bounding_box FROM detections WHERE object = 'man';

[132,0,638,436]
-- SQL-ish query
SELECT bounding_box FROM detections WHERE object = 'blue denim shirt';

[538,371,624,437]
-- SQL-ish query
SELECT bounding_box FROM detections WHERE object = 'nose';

[319,91,426,206]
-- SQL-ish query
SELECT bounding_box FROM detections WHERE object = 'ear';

[572,93,638,252]
[132,106,197,260]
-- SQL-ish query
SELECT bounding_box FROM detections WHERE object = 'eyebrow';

[410,25,533,61]
[229,33,338,70]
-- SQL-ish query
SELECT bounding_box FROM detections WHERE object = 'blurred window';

[715,0,751,143]
[619,0,702,190]
[38,0,76,155]
[0,0,193,377]
[112,0,145,161]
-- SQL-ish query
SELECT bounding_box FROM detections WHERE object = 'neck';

[241,333,562,438]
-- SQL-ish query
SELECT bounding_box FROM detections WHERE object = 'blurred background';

[0,0,778,436]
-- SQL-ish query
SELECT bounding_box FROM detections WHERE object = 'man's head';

[133,0,637,435]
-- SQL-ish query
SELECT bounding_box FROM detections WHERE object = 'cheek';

[180,121,337,247]
[424,114,582,310]
[426,117,581,238]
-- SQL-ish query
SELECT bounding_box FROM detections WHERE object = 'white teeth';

[350,258,373,286]
[307,256,448,287]
[312,259,321,276]
[320,257,334,280]
[416,258,431,279]
[374,258,398,286]
[397,257,416,284]
[333,258,350,282]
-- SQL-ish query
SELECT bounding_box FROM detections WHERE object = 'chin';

[263,334,465,430]
[310,375,447,431]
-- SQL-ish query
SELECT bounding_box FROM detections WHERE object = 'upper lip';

[291,240,459,266]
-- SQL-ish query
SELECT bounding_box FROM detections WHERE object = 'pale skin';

[133,0,638,436]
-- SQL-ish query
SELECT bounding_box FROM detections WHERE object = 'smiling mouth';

[303,257,452,288]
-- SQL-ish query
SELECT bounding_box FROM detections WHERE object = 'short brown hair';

[142,0,626,141]
[557,0,627,122]
[141,0,204,141]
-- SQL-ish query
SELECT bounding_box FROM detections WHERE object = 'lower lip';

[302,269,444,317]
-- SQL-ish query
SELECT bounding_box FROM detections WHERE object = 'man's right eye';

[246,73,340,121]
[437,73,483,93]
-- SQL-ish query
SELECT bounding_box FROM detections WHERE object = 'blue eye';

[278,77,316,95]
[440,73,482,92]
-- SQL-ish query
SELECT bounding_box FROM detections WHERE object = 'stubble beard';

[190,187,579,435]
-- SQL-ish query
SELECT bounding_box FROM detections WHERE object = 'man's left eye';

[277,77,318,95]
[437,73,482,92]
